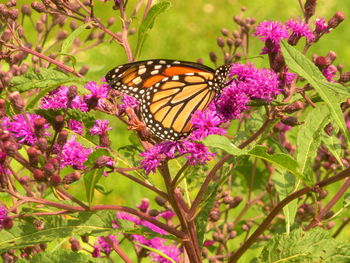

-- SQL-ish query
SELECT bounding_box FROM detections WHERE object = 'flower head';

[0,206,9,229]
[59,135,92,169]
[84,81,110,108]
[315,18,330,33]
[119,94,140,112]
[190,110,226,140]
[8,114,50,145]
[285,19,314,41]
[40,86,88,112]
[92,236,117,257]
[182,140,215,165]
[140,145,162,175]
[253,20,289,53]
[69,120,83,135]
[89,120,112,135]
[322,65,337,82]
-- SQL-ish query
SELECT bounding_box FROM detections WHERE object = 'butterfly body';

[106,59,230,140]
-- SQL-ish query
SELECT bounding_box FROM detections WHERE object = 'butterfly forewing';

[105,59,215,100]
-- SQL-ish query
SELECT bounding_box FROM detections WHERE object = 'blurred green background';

[10,0,350,261]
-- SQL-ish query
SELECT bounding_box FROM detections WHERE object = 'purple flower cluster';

[57,135,92,169]
[118,94,140,112]
[140,140,215,175]
[69,119,84,135]
[89,120,112,135]
[114,200,181,263]
[190,110,226,140]
[92,235,118,258]
[213,63,281,121]
[4,114,50,146]
[40,81,110,112]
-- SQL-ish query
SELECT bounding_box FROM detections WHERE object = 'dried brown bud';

[31,2,46,13]
[315,56,331,68]
[81,235,89,243]
[8,8,18,20]
[1,29,11,42]
[67,85,78,101]
[340,71,350,83]
[37,138,48,152]
[3,218,13,230]
[34,117,46,137]
[3,141,16,156]
[94,156,112,168]
[99,133,110,148]
[50,175,61,186]
[27,146,40,166]
[281,116,302,126]
[209,209,221,222]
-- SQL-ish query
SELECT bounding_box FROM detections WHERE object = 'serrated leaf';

[22,250,108,263]
[296,105,330,183]
[0,211,118,253]
[61,22,92,54]
[203,135,247,155]
[134,1,171,59]
[281,41,350,145]
[272,170,297,233]
[10,68,83,94]
[254,228,350,262]
[322,126,344,168]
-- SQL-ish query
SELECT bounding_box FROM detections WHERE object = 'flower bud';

[69,238,81,252]
[304,0,316,21]
[155,196,167,207]
[107,17,115,26]
[36,20,44,33]
[33,169,46,181]
[21,4,31,15]
[221,28,229,37]
[53,115,64,132]
[281,116,302,126]
[216,37,225,48]
[57,30,68,40]
[43,162,55,177]
[34,117,46,137]
[9,92,25,112]
[50,175,61,186]
[148,209,159,217]
[228,230,237,239]
[27,146,41,166]
[0,99,6,117]
[340,71,350,83]
[1,29,11,42]
[315,56,331,68]
[326,51,337,63]
[62,171,81,184]
[81,235,89,243]
[57,130,68,146]
[31,2,45,13]
[328,12,345,29]
[3,217,13,230]
[67,86,78,102]
[37,138,47,152]
[209,52,217,63]
[230,196,243,208]
[3,141,16,156]
[209,209,221,222]
[283,101,305,113]
[79,66,89,76]
[94,156,113,168]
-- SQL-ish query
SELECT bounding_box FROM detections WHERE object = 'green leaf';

[195,181,220,247]
[10,68,83,94]
[203,135,247,155]
[296,105,330,183]
[0,211,118,253]
[135,1,171,59]
[322,125,344,168]
[330,193,350,219]
[272,170,297,233]
[83,148,111,205]
[248,145,304,181]
[281,41,350,145]
[254,228,350,262]
[61,22,92,54]
[135,243,176,263]
[21,250,108,263]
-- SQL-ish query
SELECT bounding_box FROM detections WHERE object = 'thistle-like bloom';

[8,114,50,145]
[322,65,337,82]
[315,18,330,33]
[89,120,112,135]
[84,81,111,108]
[253,20,289,53]
[140,145,163,175]
[182,140,215,165]
[92,235,118,258]
[285,19,314,41]
[59,135,92,169]
[190,110,226,140]
[69,120,83,135]
[40,86,88,112]
[118,94,140,112]
[254,20,289,44]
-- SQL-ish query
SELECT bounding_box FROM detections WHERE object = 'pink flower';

[285,19,314,41]
[59,135,92,169]
[89,120,112,135]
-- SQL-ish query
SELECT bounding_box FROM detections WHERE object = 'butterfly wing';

[141,72,216,140]
[105,59,215,100]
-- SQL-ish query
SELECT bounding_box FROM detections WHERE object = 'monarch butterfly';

[105,59,230,140]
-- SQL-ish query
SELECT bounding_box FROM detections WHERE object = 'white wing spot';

[159,60,166,64]
[133,77,142,84]
[154,65,162,70]
[151,70,159,75]
[172,76,180,81]
[173,61,181,64]
[147,61,154,65]
[138,68,147,75]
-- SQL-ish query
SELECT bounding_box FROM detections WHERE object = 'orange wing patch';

[164,66,205,76]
